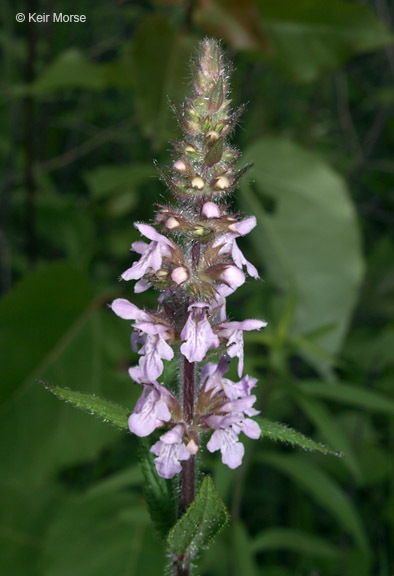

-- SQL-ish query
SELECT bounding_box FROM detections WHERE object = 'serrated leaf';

[138,439,177,540]
[299,381,394,414]
[42,384,129,430]
[167,476,229,559]
[259,454,370,554]
[257,417,341,456]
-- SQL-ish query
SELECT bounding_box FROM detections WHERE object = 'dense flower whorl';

[111,39,266,478]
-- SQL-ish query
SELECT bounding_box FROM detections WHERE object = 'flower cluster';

[111,39,266,479]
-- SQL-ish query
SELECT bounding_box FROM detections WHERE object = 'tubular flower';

[111,39,266,477]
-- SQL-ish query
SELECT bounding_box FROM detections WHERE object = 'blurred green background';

[1,0,393,574]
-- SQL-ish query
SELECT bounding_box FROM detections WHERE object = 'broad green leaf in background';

[138,439,177,540]
[131,15,198,148]
[256,0,392,81]
[257,417,341,456]
[43,490,164,576]
[167,476,229,558]
[43,384,130,430]
[0,263,136,486]
[0,311,127,486]
[32,49,107,94]
[299,381,394,414]
[0,262,93,407]
[250,527,340,559]
[259,454,370,555]
[242,138,365,370]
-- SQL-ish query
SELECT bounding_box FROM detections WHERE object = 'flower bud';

[192,176,205,190]
[215,176,231,190]
[202,202,220,218]
[171,266,189,285]
[166,217,180,230]
[173,160,187,172]
[220,266,245,291]
[156,270,169,278]
[186,439,199,455]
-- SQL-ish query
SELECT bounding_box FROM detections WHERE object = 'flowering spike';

[111,39,266,479]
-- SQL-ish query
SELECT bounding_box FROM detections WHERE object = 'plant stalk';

[175,357,196,576]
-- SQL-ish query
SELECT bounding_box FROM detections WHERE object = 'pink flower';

[111,298,174,380]
[219,319,267,377]
[180,303,219,362]
[121,223,175,284]
[214,216,259,279]
[151,425,191,479]
[128,383,172,437]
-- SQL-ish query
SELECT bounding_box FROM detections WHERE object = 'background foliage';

[1,0,393,574]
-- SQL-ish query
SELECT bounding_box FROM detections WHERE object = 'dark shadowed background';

[0,0,393,575]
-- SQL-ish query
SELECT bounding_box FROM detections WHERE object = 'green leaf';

[294,395,362,481]
[167,476,229,558]
[0,262,93,407]
[0,300,135,486]
[256,0,392,82]
[44,491,164,576]
[259,454,370,554]
[138,439,177,540]
[42,384,130,430]
[32,49,106,94]
[242,138,365,371]
[299,381,394,414]
[250,527,340,559]
[257,417,341,456]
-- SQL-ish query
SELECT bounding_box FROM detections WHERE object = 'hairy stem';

[175,358,195,576]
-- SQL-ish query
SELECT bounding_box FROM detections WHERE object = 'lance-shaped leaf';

[257,417,342,456]
[138,439,177,540]
[167,476,229,558]
[42,383,129,430]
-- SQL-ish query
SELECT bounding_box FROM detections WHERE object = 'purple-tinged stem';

[176,230,200,576]
[182,357,195,508]
[176,359,195,576]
